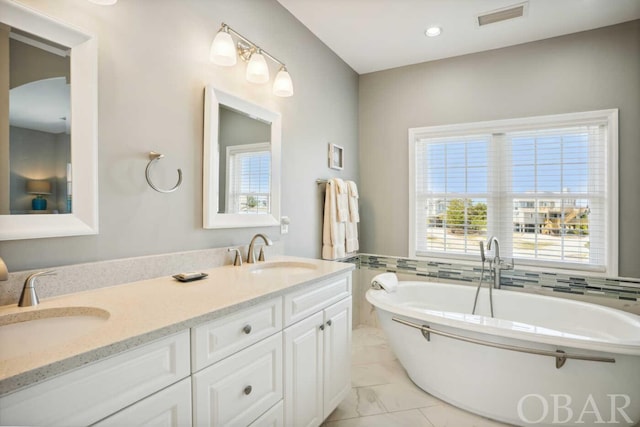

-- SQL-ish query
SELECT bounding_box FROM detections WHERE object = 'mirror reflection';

[203,86,281,229]
[218,105,271,214]
[2,27,72,215]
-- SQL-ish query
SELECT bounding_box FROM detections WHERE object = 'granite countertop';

[0,256,354,396]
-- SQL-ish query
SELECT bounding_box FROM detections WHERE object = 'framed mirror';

[203,87,281,229]
[0,0,98,240]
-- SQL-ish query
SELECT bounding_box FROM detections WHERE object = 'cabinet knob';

[244,385,252,395]
[243,325,252,334]
[327,320,332,326]
[319,324,325,331]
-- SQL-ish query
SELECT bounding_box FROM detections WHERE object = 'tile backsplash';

[358,254,640,302]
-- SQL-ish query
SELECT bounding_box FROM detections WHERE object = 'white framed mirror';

[0,0,98,240]
[203,86,281,229]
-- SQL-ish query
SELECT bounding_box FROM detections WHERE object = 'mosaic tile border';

[354,254,640,302]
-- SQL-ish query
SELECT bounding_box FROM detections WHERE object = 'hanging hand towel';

[334,178,350,223]
[322,179,346,260]
[346,180,360,223]
[345,180,359,253]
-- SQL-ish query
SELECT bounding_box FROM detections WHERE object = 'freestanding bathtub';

[366,281,640,426]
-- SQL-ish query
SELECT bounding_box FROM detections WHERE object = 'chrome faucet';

[0,256,8,281]
[486,236,512,289]
[486,236,501,289]
[19,270,56,307]
[246,233,273,263]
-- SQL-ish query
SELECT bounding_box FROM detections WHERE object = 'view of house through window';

[227,142,271,214]
[410,110,617,273]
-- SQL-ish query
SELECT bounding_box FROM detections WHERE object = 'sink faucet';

[486,236,512,289]
[19,270,56,307]
[247,233,273,263]
[0,256,8,281]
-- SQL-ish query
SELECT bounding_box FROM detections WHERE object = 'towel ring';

[145,151,183,193]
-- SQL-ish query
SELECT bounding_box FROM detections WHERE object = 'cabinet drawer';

[193,332,283,427]
[191,296,282,371]
[284,273,351,326]
[0,331,190,427]
[93,377,192,427]
[249,400,284,427]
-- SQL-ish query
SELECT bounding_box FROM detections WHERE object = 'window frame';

[225,142,271,214]
[408,109,618,276]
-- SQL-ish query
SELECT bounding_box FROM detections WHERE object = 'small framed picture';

[328,143,344,170]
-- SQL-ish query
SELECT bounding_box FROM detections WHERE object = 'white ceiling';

[10,77,70,134]
[276,0,640,74]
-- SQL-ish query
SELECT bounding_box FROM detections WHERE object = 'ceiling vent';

[477,2,528,27]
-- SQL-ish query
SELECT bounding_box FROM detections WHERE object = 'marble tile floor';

[323,326,512,427]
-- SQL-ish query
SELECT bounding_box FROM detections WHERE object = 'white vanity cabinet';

[0,331,191,427]
[283,276,352,427]
[0,269,353,427]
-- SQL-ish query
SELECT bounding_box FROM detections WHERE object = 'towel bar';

[392,317,616,369]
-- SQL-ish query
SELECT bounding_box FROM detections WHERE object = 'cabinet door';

[283,311,324,427]
[192,332,282,427]
[323,296,352,418]
[93,378,192,427]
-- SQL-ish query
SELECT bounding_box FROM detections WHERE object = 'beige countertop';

[0,256,354,396]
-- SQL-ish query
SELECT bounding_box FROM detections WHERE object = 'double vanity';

[0,257,354,426]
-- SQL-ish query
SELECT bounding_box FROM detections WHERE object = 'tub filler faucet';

[486,236,513,290]
[473,236,513,317]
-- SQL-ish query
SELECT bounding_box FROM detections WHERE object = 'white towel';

[344,180,359,253]
[322,180,346,260]
[333,178,350,223]
[371,273,398,293]
[346,180,360,223]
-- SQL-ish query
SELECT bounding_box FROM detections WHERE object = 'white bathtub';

[366,281,640,426]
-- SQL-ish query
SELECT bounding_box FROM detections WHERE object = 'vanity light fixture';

[425,26,442,37]
[210,23,294,97]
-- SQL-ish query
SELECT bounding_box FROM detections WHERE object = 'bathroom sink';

[247,261,318,275]
[0,307,110,360]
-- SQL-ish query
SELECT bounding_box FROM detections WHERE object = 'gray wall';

[0,0,359,271]
[359,20,640,278]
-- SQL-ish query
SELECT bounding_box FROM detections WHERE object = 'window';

[226,142,271,214]
[409,110,618,275]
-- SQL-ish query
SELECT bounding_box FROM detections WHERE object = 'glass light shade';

[210,31,237,66]
[246,52,270,84]
[273,68,294,97]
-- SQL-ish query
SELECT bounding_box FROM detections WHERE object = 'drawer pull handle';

[244,385,253,395]
[327,320,332,326]
[243,325,252,334]
[319,324,325,331]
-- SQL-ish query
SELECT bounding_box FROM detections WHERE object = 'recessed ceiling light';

[425,26,442,37]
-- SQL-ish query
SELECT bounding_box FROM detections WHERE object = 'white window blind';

[227,142,271,214]
[415,135,490,257]
[409,110,617,274]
